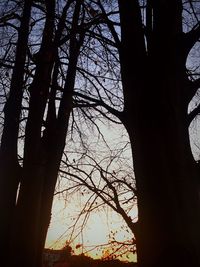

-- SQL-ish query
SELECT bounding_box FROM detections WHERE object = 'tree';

[56,132,137,258]
[0,0,88,266]
[0,0,32,261]
[1,1,200,267]
[0,1,117,266]
[118,1,200,266]
[62,1,200,266]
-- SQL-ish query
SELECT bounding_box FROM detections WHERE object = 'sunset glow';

[45,193,137,262]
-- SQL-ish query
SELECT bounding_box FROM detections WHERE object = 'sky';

[45,192,137,262]
[44,121,137,262]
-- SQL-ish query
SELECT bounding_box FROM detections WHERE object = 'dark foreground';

[43,249,137,267]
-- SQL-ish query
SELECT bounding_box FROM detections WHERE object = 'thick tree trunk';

[124,99,200,267]
[0,0,32,263]
[37,4,84,263]
[121,44,200,266]
[10,2,84,266]
[121,55,200,267]
[9,2,55,266]
[118,1,200,266]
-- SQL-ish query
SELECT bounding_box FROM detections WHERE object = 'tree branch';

[74,91,124,121]
[184,22,200,55]
[188,103,200,125]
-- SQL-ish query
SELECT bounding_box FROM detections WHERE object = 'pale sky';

[45,192,137,262]
[45,120,137,262]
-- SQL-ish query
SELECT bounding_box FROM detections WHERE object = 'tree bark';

[0,0,32,263]
[9,1,84,266]
[124,96,200,267]
[9,1,55,266]
[118,0,200,266]
[37,2,84,265]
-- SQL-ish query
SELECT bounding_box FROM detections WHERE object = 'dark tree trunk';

[118,0,200,266]
[124,93,200,267]
[9,2,55,266]
[0,0,32,263]
[37,2,84,264]
[9,1,84,266]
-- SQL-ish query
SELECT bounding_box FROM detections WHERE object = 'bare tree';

[56,129,137,241]
[0,0,88,266]
[1,1,200,267]
[57,1,200,266]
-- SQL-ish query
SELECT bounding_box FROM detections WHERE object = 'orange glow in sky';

[45,122,136,262]
[45,193,137,262]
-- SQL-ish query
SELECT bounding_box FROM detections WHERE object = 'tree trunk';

[10,2,84,266]
[9,2,55,266]
[37,2,84,263]
[0,0,32,263]
[124,97,200,267]
[118,0,200,266]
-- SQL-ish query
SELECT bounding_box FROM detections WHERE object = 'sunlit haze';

[45,193,137,262]
[45,121,137,262]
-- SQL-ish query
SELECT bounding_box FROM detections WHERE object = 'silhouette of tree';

[0,0,33,262]
[56,1,200,266]
[1,1,200,267]
[117,1,200,266]
[0,0,97,266]
[57,140,137,246]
